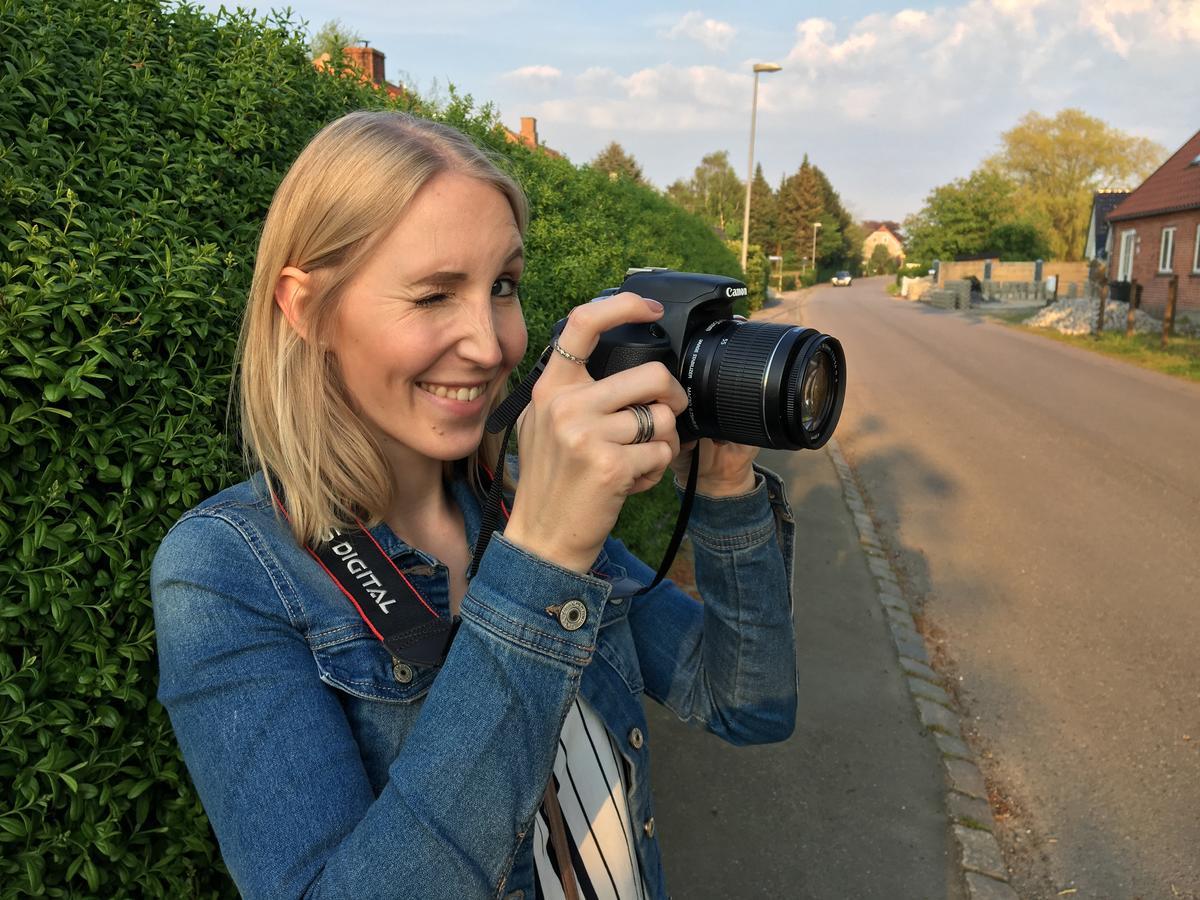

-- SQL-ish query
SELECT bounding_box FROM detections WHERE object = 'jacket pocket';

[310,626,436,704]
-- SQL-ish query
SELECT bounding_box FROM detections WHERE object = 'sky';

[193,0,1200,223]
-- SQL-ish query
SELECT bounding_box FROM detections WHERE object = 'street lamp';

[740,62,782,272]
[811,222,822,275]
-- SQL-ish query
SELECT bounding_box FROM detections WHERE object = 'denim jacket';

[151,462,797,899]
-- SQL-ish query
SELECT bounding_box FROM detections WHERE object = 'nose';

[454,294,504,369]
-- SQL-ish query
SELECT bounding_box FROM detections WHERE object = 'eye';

[413,292,451,307]
[492,276,520,299]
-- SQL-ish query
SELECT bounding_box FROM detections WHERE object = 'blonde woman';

[151,110,798,900]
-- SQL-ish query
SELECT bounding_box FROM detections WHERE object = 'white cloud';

[496,0,1199,217]
[501,65,562,87]
[665,11,737,51]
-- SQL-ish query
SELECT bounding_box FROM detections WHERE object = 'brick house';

[313,46,560,161]
[312,43,407,100]
[861,221,905,263]
[1107,128,1200,317]
[502,117,562,159]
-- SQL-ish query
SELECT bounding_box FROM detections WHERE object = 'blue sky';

[194,1,1199,222]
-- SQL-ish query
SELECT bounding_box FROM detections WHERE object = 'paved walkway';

[643,290,969,899]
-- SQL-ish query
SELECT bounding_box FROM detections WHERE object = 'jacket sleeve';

[152,512,611,900]
[608,463,798,745]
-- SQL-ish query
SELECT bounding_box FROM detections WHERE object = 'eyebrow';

[412,245,524,286]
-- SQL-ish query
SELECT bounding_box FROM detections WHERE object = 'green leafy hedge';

[0,1,742,895]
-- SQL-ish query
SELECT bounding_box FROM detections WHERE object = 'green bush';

[723,241,769,313]
[0,1,738,895]
[782,274,797,291]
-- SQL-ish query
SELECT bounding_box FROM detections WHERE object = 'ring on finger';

[551,336,589,366]
[627,404,655,444]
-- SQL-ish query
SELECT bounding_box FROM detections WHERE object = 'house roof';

[1108,128,1200,222]
[1088,190,1128,255]
[862,220,903,242]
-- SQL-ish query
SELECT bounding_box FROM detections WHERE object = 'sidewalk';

[641,288,970,898]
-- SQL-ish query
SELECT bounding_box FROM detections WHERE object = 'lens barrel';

[679,321,845,450]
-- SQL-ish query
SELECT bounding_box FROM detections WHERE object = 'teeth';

[419,382,484,401]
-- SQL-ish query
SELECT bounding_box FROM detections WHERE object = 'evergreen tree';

[777,155,824,267]
[747,163,777,253]
[591,141,646,185]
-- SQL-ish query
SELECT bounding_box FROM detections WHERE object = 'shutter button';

[558,599,587,631]
[628,727,644,749]
[392,659,414,684]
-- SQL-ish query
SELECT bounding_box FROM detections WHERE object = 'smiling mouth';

[417,381,487,402]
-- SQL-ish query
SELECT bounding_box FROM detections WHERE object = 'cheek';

[500,311,528,369]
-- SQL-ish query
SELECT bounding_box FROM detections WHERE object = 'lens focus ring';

[710,323,789,446]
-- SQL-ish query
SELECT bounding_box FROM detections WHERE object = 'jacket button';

[558,599,587,631]
[643,816,655,838]
[392,659,414,684]
[628,727,644,749]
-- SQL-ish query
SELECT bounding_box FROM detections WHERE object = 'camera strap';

[272,471,507,669]
[469,345,700,599]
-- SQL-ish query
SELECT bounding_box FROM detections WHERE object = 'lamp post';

[811,222,822,276]
[740,62,782,272]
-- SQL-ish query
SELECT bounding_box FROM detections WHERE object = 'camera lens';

[679,321,845,450]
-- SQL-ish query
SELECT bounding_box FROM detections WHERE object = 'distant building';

[1084,190,1129,261]
[502,117,562,159]
[861,221,905,263]
[1107,128,1200,316]
[313,46,561,161]
[312,43,407,100]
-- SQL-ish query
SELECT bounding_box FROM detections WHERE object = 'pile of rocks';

[1025,296,1160,335]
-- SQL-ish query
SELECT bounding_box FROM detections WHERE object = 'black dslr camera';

[556,268,846,451]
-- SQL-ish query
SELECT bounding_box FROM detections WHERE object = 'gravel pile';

[1025,296,1161,335]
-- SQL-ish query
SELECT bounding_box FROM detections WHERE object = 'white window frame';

[1118,230,1136,281]
[1159,226,1176,273]
[1193,223,1200,274]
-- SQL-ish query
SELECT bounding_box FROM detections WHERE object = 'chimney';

[343,42,386,86]
[520,117,539,149]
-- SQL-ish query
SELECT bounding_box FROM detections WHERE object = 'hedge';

[0,1,744,895]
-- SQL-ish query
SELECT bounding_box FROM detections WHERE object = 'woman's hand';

[670,438,760,498]
[503,293,689,574]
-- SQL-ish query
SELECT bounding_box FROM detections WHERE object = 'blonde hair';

[236,110,528,547]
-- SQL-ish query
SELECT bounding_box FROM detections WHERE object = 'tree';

[867,243,893,275]
[747,163,777,253]
[777,156,824,267]
[310,19,361,60]
[987,109,1166,260]
[903,168,1020,263]
[987,222,1050,261]
[666,150,744,238]
[591,142,646,185]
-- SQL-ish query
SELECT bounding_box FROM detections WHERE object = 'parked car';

[831,270,852,287]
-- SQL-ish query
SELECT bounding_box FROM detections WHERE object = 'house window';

[1118,230,1136,281]
[1158,227,1176,273]
[1193,223,1200,274]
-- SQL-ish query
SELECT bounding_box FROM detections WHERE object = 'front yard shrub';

[0,0,736,895]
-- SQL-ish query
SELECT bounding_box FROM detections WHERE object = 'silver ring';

[551,336,589,366]
[628,404,655,444]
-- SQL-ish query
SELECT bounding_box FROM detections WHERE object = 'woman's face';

[330,171,528,469]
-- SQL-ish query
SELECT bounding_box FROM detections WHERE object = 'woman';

[151,110,798,900]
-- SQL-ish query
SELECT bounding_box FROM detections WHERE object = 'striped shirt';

[532,698,648,900]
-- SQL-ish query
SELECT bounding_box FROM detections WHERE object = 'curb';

[824,437,1021,900]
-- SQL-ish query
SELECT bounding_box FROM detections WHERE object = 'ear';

[274,266,313,341]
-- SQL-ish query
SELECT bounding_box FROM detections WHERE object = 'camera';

[556,268,846,451]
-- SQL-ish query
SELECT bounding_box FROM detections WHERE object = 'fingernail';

[644,298,663,314]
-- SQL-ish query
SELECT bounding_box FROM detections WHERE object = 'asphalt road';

[799,277,1200,899]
